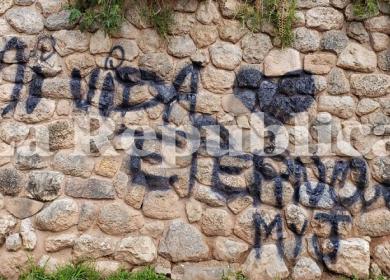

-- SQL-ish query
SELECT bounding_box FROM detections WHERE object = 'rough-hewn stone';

[264,48,302,76]
[241,33,272,64]
[27,171,64,201]
[6,7,44,34]
[351,74,390,97]
[115,236,157,264]
[337,43,377,72]
[5,198,43,219]
[306,7,344,30]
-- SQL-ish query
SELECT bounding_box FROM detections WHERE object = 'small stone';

[94,156,121,178]
[140,220,165,238]
[351,74,390,97]
[37,0,67,16]
[312,210,352,237]
[285,204,308,234]
[0,0,13,14]
[191,49,210,66]
[6,7,44,34]
[14,98,56,123]
[365,16,390,34]
[318,95,356,119]
[190,24,218,48]
[373,241,390,275]
[47,120,75,151]
[293,27,321,53]
[35,198,79,232]
[356,208,390,236]
[209,42,242,70]
[292,257,322,280]
[41,78,73,98]
[174,0,198,12]
[347,22,369,43]
[242,245,289,280]
[136,29,162,53]
[241,33,272,64]
[371,156,390,184]
[139,53,174,81]
[193,183,226,207]
[124,183,146,209]
[370,32,389,51]
[264,48,302,76]
[5,198,43,219]
[0,121,29,145]
[112,39,139,61]
[112,20,139,39]
[378,49,390,71]
[213,237,248,262]
[227,195,253,214]
[90,30,112,54]
[20,218,37,250]
[323,238,370,279]
[330,0,349,8]
[143,190,181,219]
[327,68,350,95]
[201,65,235,94]
[2,65,33,84]
[297,0,329,8]
[45,10,75,30]
[357,98,380,116]
[337,42,377,72]
[95,261,121,276]
[53,30,89,56]
[78,202,97,231]
[0,168,24,196]
[169,12,196,35]
[167,35,196,58]
[0,213,17,243]
[6,234,22,251]
[306,7,344,30]
[53,151,95,178]
[196,0,220,24]
[261,180,294,207]
[201,208,233,236]
[304,53,336,74]
[159,220,209,262]
[45,233,77,252]
[186,199,202,223]
[65,177,115,199]
[321,30,349,54]
[97,202,144,235]
[218,20,247,43]
[299,182,335,209]
[15,146,48,170]
[65,53,95,77]
[27,171,64,201]
[115,236,157,265]
[73,234,115,259]
[219,0,240,18]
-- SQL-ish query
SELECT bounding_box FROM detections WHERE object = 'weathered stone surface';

[324,238,370,278]
[242,245,289,280]
[209,42,242,70]
[264,48,302,76]
[94,156,121,178]
[201,208,233,236]
[20,218,37,250]
[292,257,322,280]
[201,65,235,94]
[53,151,94,178]
[0,168,24,196]
[351,74,390,97]
[115,236,157,264]
[65,54,95,78]
[327,67,350,95]
[143,190,181,219]
[167,35,196,58]
[140,220,165,238]
[53,30,89,56]
[5,198,43,219]
[227,195,253,214]
[330,0,348,8]
[293,27,321,53]
[196,0,220,24]
[45,233,77,252]
[159,220,209,262]
[285,204,308,234]
[174,0,198,12]
[357,98,380,116]
[370,32,389,51]
[190,24,218,48]
[299,182,335,209]
[373,241,390,275]
[213,237,248,262]
[193,183,226,207]
[306,7,344,30]
[2,65,33,84]
[304,53,336,74]
[139,53,174,81]
[45,10,75,30]
[297,0,329,8]
[14,98,56,123]
[169,12,196,35]
[73,234,115,259]
[6,234,22,252]
[318,95,356,119]
[347,22,369,43]
[261,180,294,207]
[356,208,390,236]
[337,43,377,72]
[95,260,121,276]
[37,0,67,16]
[0,0,13,15]
[0,213,17,243]
[241,33,272,64]
[378,49,390,71]
[371,156,390,184]
[136,29,162,53]
[35,198,79,232]
[98,202,144,235]
[365,16,390,34]
[171,260,232,280]
[65,177,115,199]
[27,171,64,201]
[218,20,247,43]
[78,202,97,231]
[15,146,48,170]
[46,120,75,151]
[6,7,44,34]
[321,30,349,54]
[90,30,112,54]
[112,39,139,61]
[186,199,202,223]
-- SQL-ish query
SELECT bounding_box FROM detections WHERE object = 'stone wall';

[0,0,389,279]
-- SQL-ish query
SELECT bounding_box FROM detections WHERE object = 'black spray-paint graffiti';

[1,36,389,264]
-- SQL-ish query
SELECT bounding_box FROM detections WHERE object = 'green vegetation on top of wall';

[352,0,379,18]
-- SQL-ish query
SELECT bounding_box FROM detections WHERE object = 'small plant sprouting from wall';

[352,0,379,18]
[236,0,297,48]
